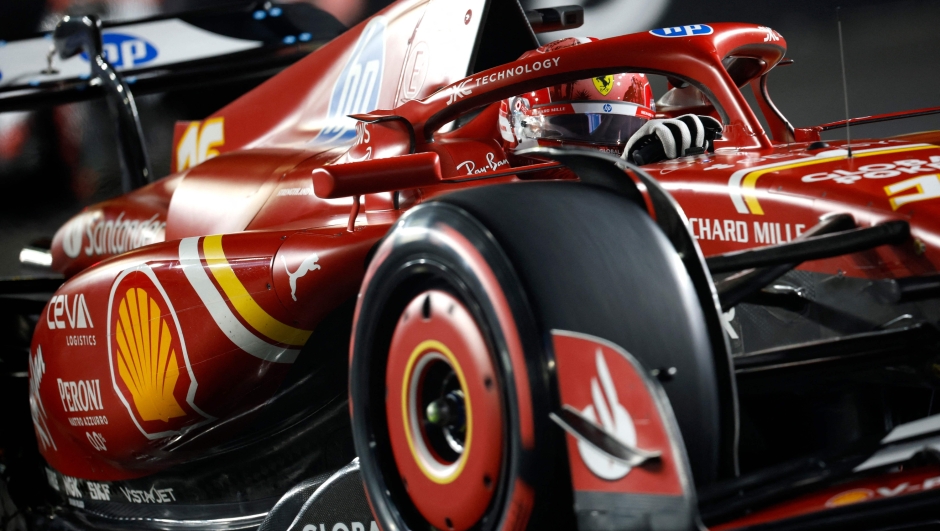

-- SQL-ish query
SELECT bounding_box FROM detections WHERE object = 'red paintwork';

[385,290,502,531]
[711,464,940,530]
[29,0,940,523]
[312,152,442,198]
[552,332,688,497]
[815,104,940,132]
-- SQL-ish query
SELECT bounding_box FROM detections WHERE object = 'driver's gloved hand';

[622,114,722,165]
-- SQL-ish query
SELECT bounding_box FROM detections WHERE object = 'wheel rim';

[386,289,503,531]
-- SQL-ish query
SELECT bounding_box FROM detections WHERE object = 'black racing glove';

[622,114,722,165]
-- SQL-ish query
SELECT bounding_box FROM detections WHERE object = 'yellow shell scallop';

[115,287,185,422]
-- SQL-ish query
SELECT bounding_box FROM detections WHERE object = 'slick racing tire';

[350,182,720,531]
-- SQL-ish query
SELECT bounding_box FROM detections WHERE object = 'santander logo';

[578,349,637,480]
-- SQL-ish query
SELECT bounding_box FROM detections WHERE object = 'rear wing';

[0,1,345,112]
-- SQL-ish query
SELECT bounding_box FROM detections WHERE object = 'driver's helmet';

[499,37,655,154]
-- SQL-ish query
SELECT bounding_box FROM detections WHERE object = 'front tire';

[350,182,720,530]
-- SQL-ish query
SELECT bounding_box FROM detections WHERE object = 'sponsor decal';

[721,308,739,340]
[578,349,637,480]
[758,26,781,42]
[108,264,211,439]
[46,468,59,491]
[281,253,320,302]
[826,475,940,508]
[593,75,614,96]
[728,144,936,215]
[88,481,111,501]
[67,334,96,346]
[29,346,56,451]
[401,41,429,101]
[886,175,940,210]
[452,57,562,105]
[552,331,684,496]
[277,186,314,196]
[687,217,806,244]
[57,378,104,412]
[455,152,510,175]
[446,79,474,106]
[179,236,311,363]
[82,32,158,69]
[61,211,166,259]
[801,156,940,184]
[44,470,114,502]
[826,488,873,507]
[120,485,176,504]
[603,103,613,112]
[86,431,107,451]
[46,293,93,330]
[176,117,224,172]
[63,475,81,498]
[302,523,380,531]
[347,120,373,161]
[650,24,713,37]
[68,416,108,427]
[315,17,387,144]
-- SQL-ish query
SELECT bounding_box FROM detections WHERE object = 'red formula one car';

[7,1,940,530]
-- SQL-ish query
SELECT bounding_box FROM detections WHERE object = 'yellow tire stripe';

[202,235,312,347]
[402,339,472,485]
[743,145,936,215]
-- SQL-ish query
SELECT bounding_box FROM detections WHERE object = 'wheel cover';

[386,290,503,531]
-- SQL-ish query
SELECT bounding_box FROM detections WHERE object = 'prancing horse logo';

[282,253,320,301]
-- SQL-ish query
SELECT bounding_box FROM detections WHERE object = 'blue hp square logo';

[649,25,713,38]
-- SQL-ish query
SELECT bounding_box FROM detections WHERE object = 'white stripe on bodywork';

[178,237,298,363]
[727,144,933,214]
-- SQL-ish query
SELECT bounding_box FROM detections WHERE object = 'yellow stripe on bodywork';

[202,235,312,346]
[740,144,936,215]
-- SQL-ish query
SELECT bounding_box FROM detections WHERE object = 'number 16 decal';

[885,174,940,210]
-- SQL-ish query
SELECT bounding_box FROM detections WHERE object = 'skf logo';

[108,265,210,438]
[578,349,637,480]
[650,24,713,37]
[47,293,93,330]
[176,118,224,172]
[593,75,613,96]
[82,33,158,69]
[314,16,386,144]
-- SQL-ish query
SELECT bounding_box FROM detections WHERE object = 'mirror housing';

[312,152,442,198]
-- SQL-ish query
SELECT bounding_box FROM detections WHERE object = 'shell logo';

[108,264,211,439]
[114,287,186,422]
[825,488,874,508]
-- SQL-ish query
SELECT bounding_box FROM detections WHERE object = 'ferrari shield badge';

[593,75,614,96]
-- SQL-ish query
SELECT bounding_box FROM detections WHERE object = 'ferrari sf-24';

[6,1,940,530]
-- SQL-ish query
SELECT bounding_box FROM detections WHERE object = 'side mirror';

[311,152,442,198]
[53,15,153,192]
[54,15,103,60]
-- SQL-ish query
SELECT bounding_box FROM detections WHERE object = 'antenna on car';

[837,7,853,158]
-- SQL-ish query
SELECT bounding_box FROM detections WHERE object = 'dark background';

[1,0,939,278]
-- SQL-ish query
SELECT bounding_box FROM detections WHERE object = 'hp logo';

[82,33,158,69]
[649,25,714,38]
[314,17,387,145]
